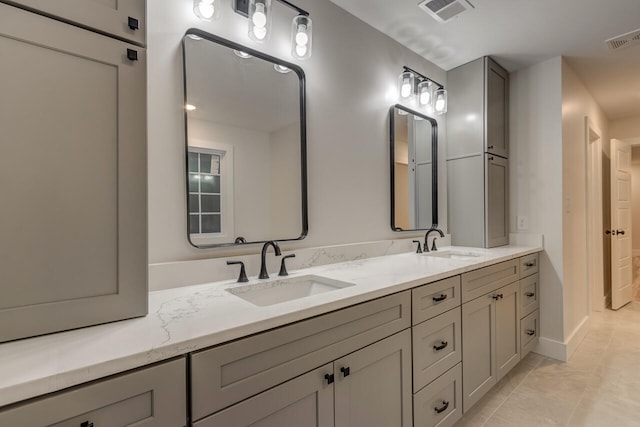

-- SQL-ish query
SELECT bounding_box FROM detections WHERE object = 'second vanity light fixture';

[193,0,312,60]
[398,66,447,115]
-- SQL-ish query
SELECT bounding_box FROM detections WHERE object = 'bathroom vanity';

[0,245,541,426]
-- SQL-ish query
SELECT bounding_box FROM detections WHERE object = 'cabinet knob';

[128,16,139,30]
[492,294,503,300]
[340,366,350,377]
[81,422,94,427]
[526,329,536,336]
[433,341,448,351]
[324,373,335,384]
[524,262,536,267]
[432,294,448,303]
[526,292,535,297]
[488,145,494,149]
[434,400,450,414]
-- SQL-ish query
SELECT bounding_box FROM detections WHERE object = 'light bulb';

[252,3,267,27]
[295,44,307,57]
[194,0,217,21]
[401,81,412,98]
[253,26,267,40]
[295,25,309,45]
[434,88,447,115]
[435,99,445,110]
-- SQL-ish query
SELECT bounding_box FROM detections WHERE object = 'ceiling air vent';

[606,29,640,51]
[418,0,474,23]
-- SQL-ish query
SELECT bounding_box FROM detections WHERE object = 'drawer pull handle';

[433,294,448,302]
[128,16,139,30]
[492,293,503,300]
[126,48,138,61]
[524,262,536,267]
[526,292,535,297]
[433,341,448,351]
[340,366,350,377]
[324,373,335,384]
[434,400,450,414]
[526,329,536,336]
[81,422,94,427]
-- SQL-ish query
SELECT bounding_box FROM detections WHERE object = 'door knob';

[605,230,613,235]
[616,230,626,235]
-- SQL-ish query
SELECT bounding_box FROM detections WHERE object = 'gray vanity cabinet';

[0,358,187,427]
[0,2,147,343]
[194,331,412,427]
[1,0,145,45]
[447,56,510,248]
[461,262,521,412]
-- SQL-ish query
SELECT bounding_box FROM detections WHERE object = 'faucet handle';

[227,260,249,283]
[412,240,423,254]
[279,254,296,276]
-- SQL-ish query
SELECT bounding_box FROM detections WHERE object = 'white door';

[610,139,633,310]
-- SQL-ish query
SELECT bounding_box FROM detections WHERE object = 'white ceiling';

[330,0,640,120]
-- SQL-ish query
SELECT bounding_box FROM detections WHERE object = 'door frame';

[585,117,605,312]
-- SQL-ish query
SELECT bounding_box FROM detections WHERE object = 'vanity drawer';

[519,253,539,278]
[461,259,519,303]
[413,308,461,391]
[412,276,461,325]
[519,273,539,317]
[0,358,186,427]
[191,291,411,420]
[521,310,539,357]
[413,363,462,427]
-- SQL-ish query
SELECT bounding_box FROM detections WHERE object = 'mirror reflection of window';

[188,148,223,235]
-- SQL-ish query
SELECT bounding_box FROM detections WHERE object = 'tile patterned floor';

[455,303,640,427]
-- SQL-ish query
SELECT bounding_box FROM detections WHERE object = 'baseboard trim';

[534,316,591,362]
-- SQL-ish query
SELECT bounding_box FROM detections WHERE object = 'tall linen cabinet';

[447,56,509,248]
[0,0,147,343]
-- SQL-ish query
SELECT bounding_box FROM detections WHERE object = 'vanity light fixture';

[400,66,447,115]
[248,0,272,42]
[232,0,313,60]
[193,0,219,21]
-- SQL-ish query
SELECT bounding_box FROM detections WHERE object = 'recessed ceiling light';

[186,104,197,111]
[233,49,252,59]
[274,64,291,73]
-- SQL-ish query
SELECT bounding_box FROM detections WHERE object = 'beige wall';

[632,148,640,252]
[148,0,447,263]
[510,57,564,346]
[561,59,609,348]
[610,116,640,140]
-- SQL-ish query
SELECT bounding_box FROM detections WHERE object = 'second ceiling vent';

[606,29,640,51]
[418,0,474,23]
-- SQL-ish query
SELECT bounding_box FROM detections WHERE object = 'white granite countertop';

[0,244,541,407]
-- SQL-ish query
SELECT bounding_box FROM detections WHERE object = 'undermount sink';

[226,275,356,307]
[423,250,486,260]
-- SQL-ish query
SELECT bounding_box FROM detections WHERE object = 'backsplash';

[149,236,451,291]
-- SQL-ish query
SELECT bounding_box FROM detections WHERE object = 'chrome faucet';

[424,228,445,252]
[259,241,281,279]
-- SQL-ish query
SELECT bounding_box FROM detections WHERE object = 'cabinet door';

[194,364,334,427]
[495,282,521,381]
[0,358,186,427]
[485,154,509,247]
[2,0,145,45]
[334,330,412,427]
[0,4,147,343]
[462,294,495,412]
[485,58,508,158]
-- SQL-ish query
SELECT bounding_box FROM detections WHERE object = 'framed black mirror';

[182,29,308,248]
[390,104,438,231]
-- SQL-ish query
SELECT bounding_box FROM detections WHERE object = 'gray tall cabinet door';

[485,155,509,247]
[0,3,147,343]
[334,330,413,427]
[193,364,334,427]
[485,58,509,158]
[2,0,145,45]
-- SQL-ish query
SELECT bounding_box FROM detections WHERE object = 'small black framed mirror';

[182,29,308,248]
[390,104,438,231]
